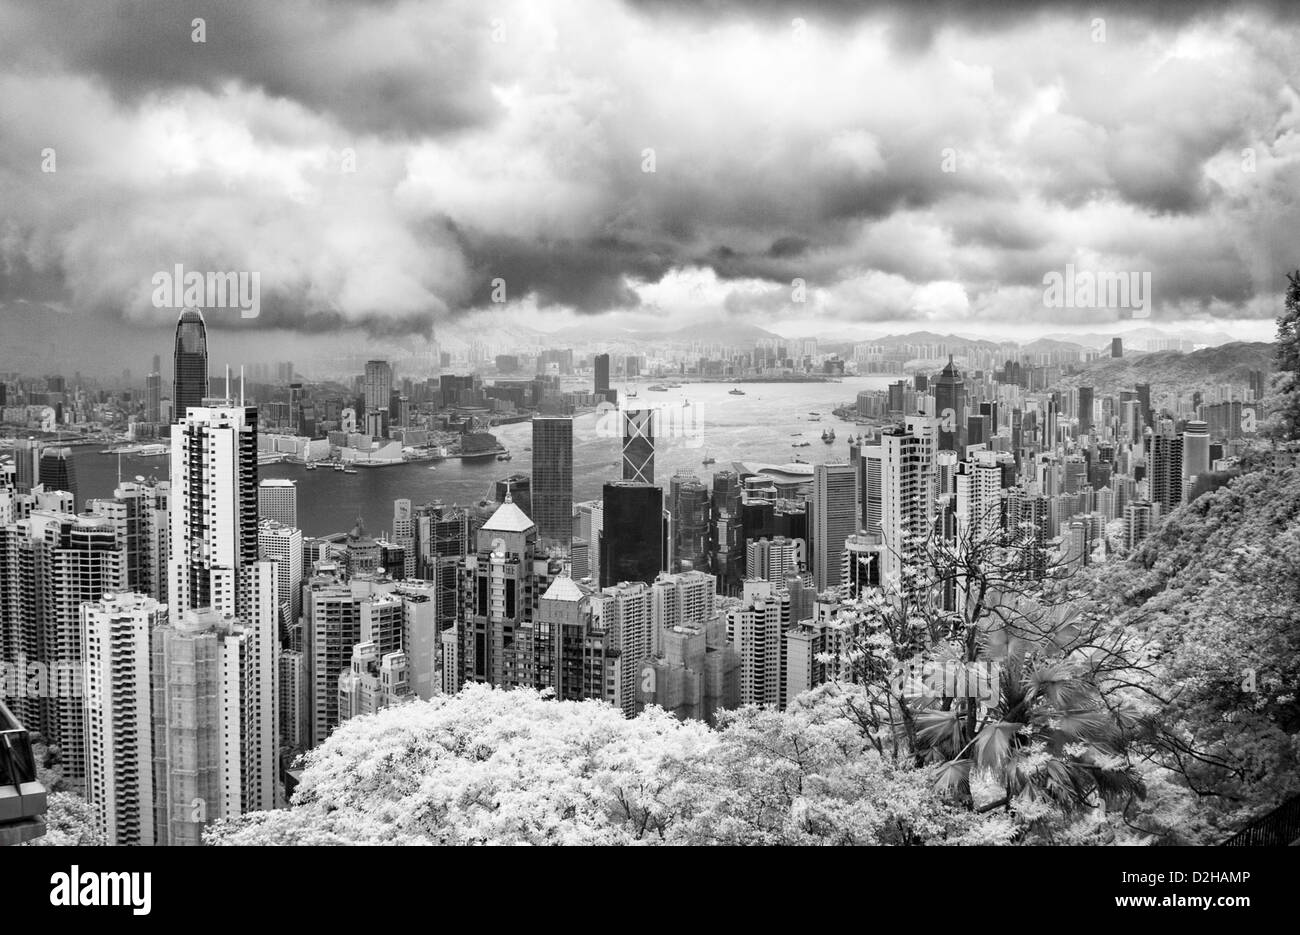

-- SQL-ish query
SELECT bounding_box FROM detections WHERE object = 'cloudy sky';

[2,0,1299,358]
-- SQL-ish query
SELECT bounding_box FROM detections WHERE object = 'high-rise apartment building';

[82,592,164,846]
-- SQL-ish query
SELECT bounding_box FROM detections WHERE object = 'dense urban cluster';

[0,307,1289,847]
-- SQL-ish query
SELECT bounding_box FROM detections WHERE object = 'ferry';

[101,442,168,457]
[304,461,318,471]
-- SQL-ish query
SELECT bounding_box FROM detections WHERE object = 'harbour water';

[71,376,895,539]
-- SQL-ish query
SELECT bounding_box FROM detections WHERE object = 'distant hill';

[1054,341,1275,395]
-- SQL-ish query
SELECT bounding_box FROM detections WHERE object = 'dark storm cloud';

[0,0,1298,335]
[0,0,496,136]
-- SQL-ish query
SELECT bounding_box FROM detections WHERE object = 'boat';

[647,384,669,392]
[341,466,358,474]
[497,452,512,461]
[333,463,345,472]
[822,428,835,444]
[304,462,318,471]
[809,411,821,415]
[702,449,716,465]
[729,388,746,395]
[626,385,638,398]
[792,441,811,448]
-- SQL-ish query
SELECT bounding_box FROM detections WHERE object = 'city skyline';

[3,0,1300,863]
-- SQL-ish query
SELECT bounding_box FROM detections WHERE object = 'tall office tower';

[146,371,162,423]
[539,574,613,703]
[0,512,125,785]
[86,478,171,603]
[596,579,653,715]
[12,438,40,493]
[726,579,793,707]
[933,355,965,452]
[745,536,804,581]
[1111,337,1123,358]
[1136,383,1153,431]
[82,592,164,846]
[955,449,1008,544]
[531,415,574,548]
[1077,386,1094,437]
[600,482,664,586]
[966,414,990,450]
[414,502,470,630]
[493,473,532,518]
[1248,369,1268,403]
[711,469,742,517]
[151,601,279,846]
[390,498,417,578]
[258,519,303,639]
[622,408,655,484]
[1045,396,1059,451]
[258,478,297,528]
[1124,501,1153,549]
[172,308,209,421]
[169,403,259,614]
[811,463,856,593]
[1145,425,1184,514]
[363,360,393,437]
[1182,420,1210,487]
[36,446,76,504]
[879,424,936,587]
[669,473,709,571]
[456,496,562,691]
[338,643,413,724]
[594,353,610,396]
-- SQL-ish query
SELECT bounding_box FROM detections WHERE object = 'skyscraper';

[1111,337,1123,358]
[1146,424,1184,514]
[363,360,393,438]
[169,403,259,614]
[172,308,209,421]
[531,415,573,548]
[669,472,709,571]
[1077,386,1094,437]
[879,423,936,586]
[1182,420,1210,487]
[933,355,965,453]
[811,462,857,593]
[82,592,165,846]
[622,408,655,484]
[594,353,610,396]
[38,446,77,506]
[600,482,664,586]
[258,478,297,528]
[146,371,162,423]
